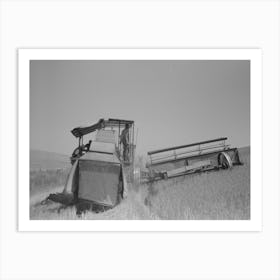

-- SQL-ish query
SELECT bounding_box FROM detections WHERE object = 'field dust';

[30,147,250,220]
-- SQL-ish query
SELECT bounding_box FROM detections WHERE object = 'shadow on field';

[144,184,159,208]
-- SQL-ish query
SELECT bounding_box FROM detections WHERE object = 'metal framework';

[147,137,228,166]
[71,118,135,165]
[71,118,134,137]
[145,137,243,182]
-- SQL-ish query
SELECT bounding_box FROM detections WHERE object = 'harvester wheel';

[218,152,233,169]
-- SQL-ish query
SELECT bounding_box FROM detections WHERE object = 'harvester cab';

[46,118,136,213]
[71,118,135,166]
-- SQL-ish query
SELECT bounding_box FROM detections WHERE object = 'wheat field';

[30,147,250,220]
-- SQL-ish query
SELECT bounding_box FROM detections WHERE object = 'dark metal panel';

[78,160,121,207]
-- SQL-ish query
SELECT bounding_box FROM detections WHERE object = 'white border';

[18,48,262,232]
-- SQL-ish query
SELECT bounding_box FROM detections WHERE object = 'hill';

[30,149,70,170]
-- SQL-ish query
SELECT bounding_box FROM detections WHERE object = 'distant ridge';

[237,145,250,153]
[30,149,70,171]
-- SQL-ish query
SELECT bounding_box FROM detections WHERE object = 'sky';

[30,60,250,156]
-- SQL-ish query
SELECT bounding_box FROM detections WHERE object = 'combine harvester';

[45,118,136,213]
[144,137,243,183]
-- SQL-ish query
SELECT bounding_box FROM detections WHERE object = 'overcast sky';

[30,60,250,156]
